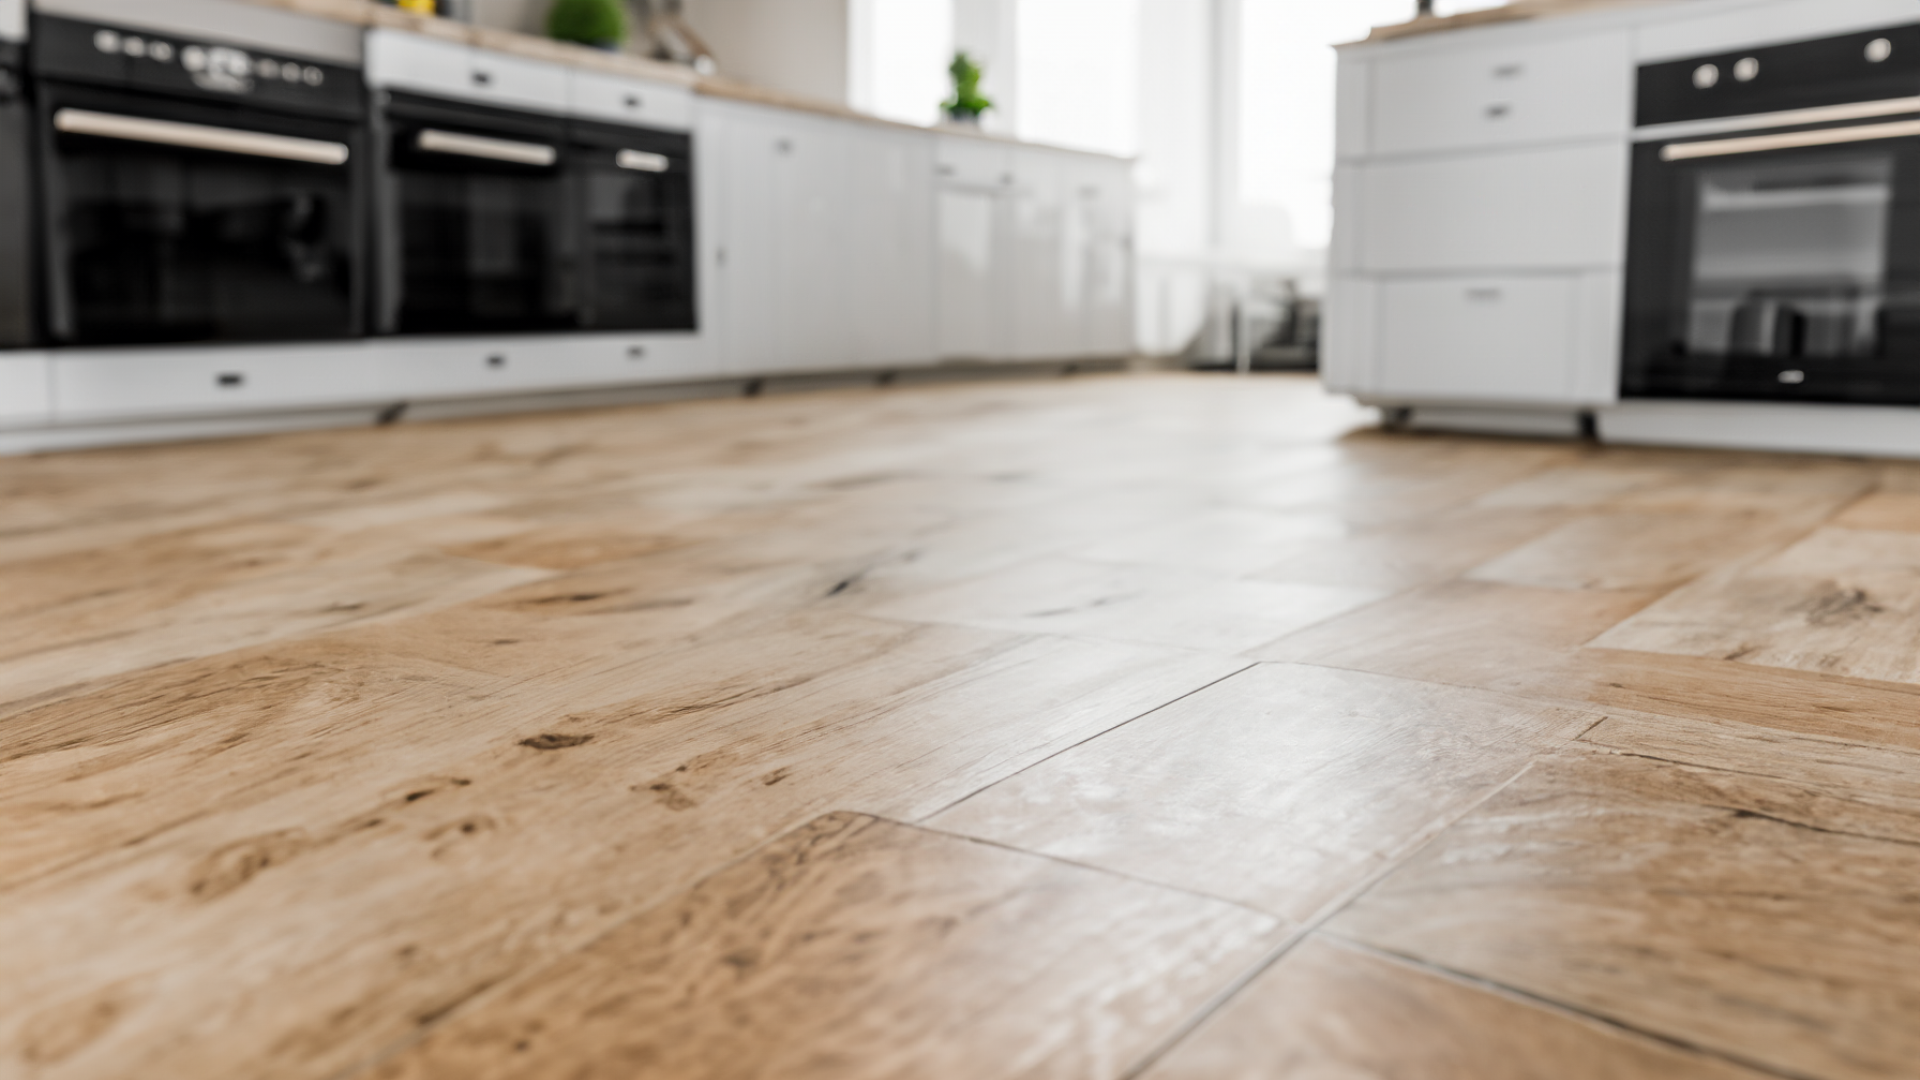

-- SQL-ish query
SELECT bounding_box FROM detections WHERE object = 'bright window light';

[1015,0,1142,157]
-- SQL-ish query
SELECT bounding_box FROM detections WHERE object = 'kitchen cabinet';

[935,137,1134,364]
[704,100,857,375]
[0,351,49,428]
[847,125,938,369]
[1328,15,1637,412]
[366,30,567,114]
[936,138,1014,361]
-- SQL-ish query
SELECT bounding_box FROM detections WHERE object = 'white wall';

[849,0,954,124]
[684,0,851,104]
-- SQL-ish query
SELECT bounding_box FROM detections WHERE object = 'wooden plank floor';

[5,371,1918,1079]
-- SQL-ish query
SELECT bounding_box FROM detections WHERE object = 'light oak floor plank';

[928,663,1601,921]
[1325,753,1920,1080]
[363,812,1284,1080]
[1144,936,1775,1080]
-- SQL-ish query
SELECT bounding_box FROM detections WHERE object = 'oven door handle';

[615,149,672,173]
[1664,118,1920,161]
[52,109,350,165]
[415,128,557,167]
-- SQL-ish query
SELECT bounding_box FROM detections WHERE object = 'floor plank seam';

[1317,935,1823,1080]
[910,660,1261,823]
[1114,755,1553,1080]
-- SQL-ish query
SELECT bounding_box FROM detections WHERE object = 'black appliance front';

[571,118,695,331]
[31,16,368,346]
[1623,24,1920,404]
[376,92,576,335]
[0,39,33,347]
[375,93,696,335]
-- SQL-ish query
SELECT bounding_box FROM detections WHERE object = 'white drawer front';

[568,70,693,130]
[53,345,382,421]
[366,30,471,97]
[936,136,1012,189]
[366,32,567,114]
[1372,31,1631,155]
[0,351,50,426]
[1356,142,1627,272]
[467,50,569,114]
[1375,276,1579,403]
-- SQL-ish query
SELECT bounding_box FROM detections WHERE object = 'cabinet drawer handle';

[624,94,643,109]
[1485,103,1511,120]
[628,345,647,360]
[1466,287,1503,302]
[487,354,506,368]
[472,70,493,87]
[216,372,245,388]
[1493,63,1524,79]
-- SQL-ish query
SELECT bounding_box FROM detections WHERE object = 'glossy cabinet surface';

[1371,32,1633,157]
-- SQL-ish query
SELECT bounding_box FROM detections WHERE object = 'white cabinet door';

[1356,142,1628,273]
[1370,31,1632,156]
[0,351,50,427]
[775,114,853,374]
[1374,276,1581,403]
[1077,156,1134,357]
[1010,148,1079,360]
[847,125,936,369]
[714,105,786,375]
[936,186,1008,361]
[708,104,855,376]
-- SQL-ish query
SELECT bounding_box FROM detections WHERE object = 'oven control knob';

[93,29,120,54]
[149,41,174,64]
[1733,57,1759,82]
[1692,63,1719,89]
[1868,38,1894,64]
[182,45,207,72]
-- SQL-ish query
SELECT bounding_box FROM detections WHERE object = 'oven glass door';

[381,97,576,335]
[39,85,363,345]
[1623,122,1920,403]
[570,122,696,331]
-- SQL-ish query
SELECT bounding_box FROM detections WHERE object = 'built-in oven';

[571,117,695,331]
[0,27,32,348]
[375,91,577,335]
[30,14,366,346]
[1623,24,1920,404]
[369,42,698,338]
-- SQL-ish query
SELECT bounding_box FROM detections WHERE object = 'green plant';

[942,51,992,119]
[547,0,627,47]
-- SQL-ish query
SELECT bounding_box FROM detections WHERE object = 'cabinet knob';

[625,94,643,109]
[472,70,493,87]
[216,372,245,388]
[1485,103,1511,120]
[487,354,507,368]
[1492,63,1524,79]
[1466,287,1503,302]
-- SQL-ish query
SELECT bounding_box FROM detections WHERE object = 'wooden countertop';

[1360,0,1667,43]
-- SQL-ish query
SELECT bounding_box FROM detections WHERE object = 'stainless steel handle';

[53,108,349,165]
[416,128,556,166]
[1664,118,1920,161]
[615,149,670,173]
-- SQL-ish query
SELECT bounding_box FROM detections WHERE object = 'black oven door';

[377,93,576,335]
[570,120,695,332]
[37,81,364,346]
[1623,117,1920,403]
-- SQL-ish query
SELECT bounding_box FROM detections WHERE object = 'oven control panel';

[1638,22,1920,127]
[30,15,363,118]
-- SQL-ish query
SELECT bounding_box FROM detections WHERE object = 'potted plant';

[942,51,992,125]
[547,0,628,50]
